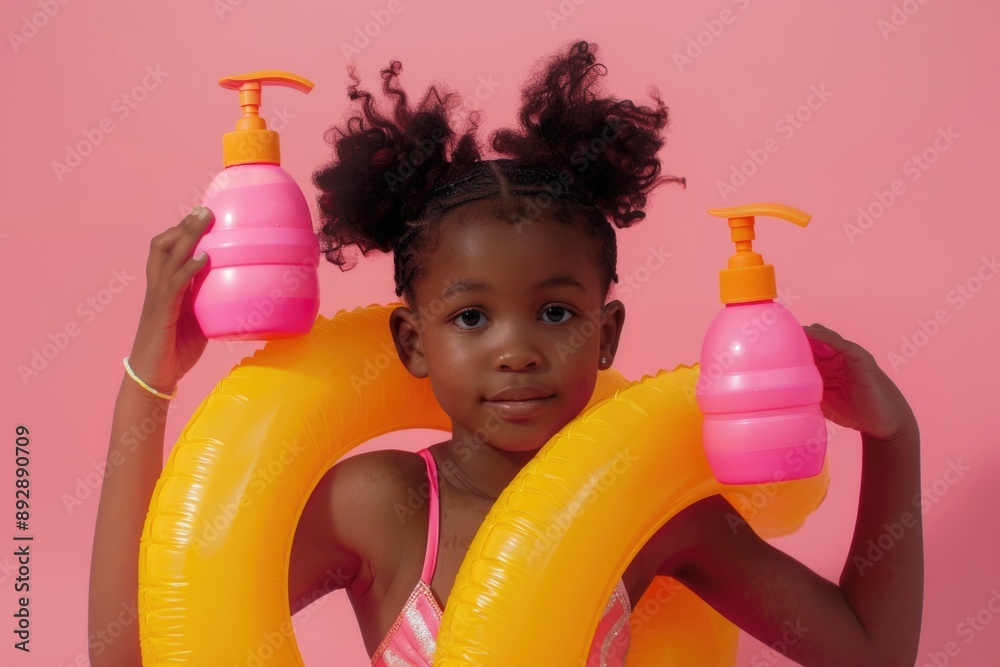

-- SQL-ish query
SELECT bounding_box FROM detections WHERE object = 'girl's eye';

[454,310,486,329]
[542,306,573,324]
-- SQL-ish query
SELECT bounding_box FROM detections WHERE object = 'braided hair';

[311,40,686,306]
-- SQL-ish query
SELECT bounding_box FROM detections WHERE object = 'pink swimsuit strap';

[417,448,440,584]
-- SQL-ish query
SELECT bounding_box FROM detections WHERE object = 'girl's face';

[390,210,625,454]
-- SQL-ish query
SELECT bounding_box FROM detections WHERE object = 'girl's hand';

[126,207,215,394]
[803,323,917,443]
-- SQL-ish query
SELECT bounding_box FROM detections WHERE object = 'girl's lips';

[485,386,551,402]
[484,396,553,420]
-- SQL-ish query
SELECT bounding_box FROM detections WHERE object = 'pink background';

[2,0,998,665]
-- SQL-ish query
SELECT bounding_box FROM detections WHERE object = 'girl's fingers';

[803,323,846,345]
[166,252,209,295]
[149,208,205,255]
[147,227,188,284]
[803,323,870,361]
[161,207,214,278]
[146,208,213,288]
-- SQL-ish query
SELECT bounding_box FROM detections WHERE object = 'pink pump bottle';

[192,70,320,341]
[695,203,827,484]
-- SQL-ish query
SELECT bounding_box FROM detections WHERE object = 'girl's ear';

[389,306,429,378]
[599,300,626,366]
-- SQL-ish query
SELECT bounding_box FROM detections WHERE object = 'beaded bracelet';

[122,356,177,400]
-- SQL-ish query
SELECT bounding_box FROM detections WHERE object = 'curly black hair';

[311,39,686,306]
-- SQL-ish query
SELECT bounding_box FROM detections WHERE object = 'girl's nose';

[493,336,543,371]
[495,350,542,371]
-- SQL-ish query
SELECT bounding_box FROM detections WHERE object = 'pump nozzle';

[218,70,315,167]
[705,202,812,304]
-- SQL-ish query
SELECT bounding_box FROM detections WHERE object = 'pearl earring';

[600,356,607,365]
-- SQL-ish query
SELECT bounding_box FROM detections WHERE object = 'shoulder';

[323,448,424,499]
[319,449,429,550]
[291,449,429,602]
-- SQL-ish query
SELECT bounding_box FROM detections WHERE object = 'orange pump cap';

[705,202,812,304]
[218,70,314,167]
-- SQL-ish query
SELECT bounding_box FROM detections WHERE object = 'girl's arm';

[656,324,922,666]
[89,208,373,664]
[88,375,171,666]
[89,209,213,666]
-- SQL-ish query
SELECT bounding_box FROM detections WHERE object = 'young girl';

[90,40,923,666]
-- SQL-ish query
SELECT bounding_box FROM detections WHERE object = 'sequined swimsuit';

[371,448,632,666]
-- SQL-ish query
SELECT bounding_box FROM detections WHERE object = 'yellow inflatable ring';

[138,303,829,666]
